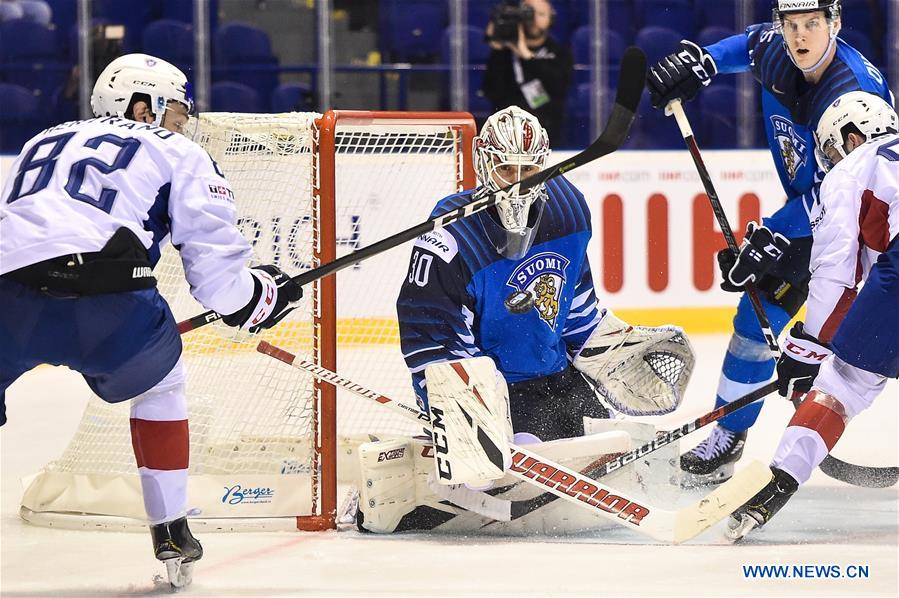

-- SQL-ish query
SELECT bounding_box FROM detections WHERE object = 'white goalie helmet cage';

[91,53,195,128]
[474,106,551,234]
[814,91,898,171]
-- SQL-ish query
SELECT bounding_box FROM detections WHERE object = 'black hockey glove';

[718,221,792,292]
[776,322,832,398]
[648,40,718,109]
[222,264,303,333]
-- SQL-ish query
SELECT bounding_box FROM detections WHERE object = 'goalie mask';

[91,53,196,133]
[814,91,898,171]
[474,106,551,260]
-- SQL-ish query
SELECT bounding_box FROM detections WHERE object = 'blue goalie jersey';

[706,23,893,237]
[396,176,602,410]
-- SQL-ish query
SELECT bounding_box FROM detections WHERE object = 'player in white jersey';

[0,54,302,587]
[724,91,899,540]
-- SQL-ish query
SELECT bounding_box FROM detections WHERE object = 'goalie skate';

[151,517,203,589]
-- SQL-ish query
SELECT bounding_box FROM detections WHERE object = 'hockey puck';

[504,289,535,314]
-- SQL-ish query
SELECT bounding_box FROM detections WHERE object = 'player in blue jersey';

[353,106,693,535]
[646,0,893,486]
[396,105,693,442]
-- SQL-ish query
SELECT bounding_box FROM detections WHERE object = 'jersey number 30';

[5,132,141,213]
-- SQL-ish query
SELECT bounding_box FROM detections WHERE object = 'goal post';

[19,110,477,532]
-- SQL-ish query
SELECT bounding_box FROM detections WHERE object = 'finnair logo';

[778,0,818,10]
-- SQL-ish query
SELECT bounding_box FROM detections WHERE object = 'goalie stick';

[177,46,647,335]
[667,99,897,489]
[256,341,772,544]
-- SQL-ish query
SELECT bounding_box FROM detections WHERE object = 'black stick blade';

[615,47,648,115]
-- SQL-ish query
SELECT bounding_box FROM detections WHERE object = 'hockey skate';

[680,425,747,488]
[151,517,203,590]
[726,466,798,541]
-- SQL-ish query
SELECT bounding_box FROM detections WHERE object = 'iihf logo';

[507,252,569,329]
[770,115,808,181]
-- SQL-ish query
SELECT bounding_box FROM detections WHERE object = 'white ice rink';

[2,334,897,597]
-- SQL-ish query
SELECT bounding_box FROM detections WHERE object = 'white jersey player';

[726,91,899,540]
[0,54,302,587]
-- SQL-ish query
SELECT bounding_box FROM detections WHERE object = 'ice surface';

[2,335,896,596]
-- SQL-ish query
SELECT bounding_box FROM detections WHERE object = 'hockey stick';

[257,340,772,543]
[176,47,647,335]
[667,99,779,355]
[667,100,897,488]
[501,380,778,518]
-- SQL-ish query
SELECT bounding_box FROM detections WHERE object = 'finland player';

[727,92,899,539]
[0,54,302,587]
[647,0,893,486]
[353,107,693,534]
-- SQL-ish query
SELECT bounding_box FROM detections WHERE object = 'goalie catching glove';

[222,265,303,332]
[572,310,695,416]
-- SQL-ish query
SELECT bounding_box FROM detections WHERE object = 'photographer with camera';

[481,0,572,146]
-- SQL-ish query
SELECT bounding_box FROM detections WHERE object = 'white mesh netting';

[20,111,471,528]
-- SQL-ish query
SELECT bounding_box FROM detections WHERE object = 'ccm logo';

[377,448,405,462]
[784,340,829,362]
[430,406,452,480]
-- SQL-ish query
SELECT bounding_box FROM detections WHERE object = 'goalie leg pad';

[357,438,418,534]
[425,357,513,487]
[573,310,695,416]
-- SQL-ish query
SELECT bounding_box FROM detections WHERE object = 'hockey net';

[19,111,477,531]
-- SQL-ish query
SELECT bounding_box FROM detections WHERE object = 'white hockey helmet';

[814,91,898,171]
[91,53,194,126]
[474,106,551,234]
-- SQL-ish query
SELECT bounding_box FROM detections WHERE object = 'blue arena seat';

[2,61,70,111]
[467,68,492,118]
[440,25,490,64]
[159,0,218,28]
[211,81,262,113]
[839,30,879,65]
[379,0,446,63]
[270,82,314,113]
[696,25,738,50]
[699,84,737,148]
[839,0,876,35]
[637,0,695,39]
[17,0,53,26]
[634,25,681,65]
[606,0,637,45]
[214,21,275,63]
[467,0,493,29]
[0,2,24,21]
[213,22,279,103]
[572,27,625,86]
[91,0,156,52]
[142,19,194,73]
[695,0,738,31]
[0,82,42,152]
[0,18,59,61]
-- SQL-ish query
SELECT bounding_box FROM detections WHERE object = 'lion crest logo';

[770,115,808,181]
[507,252,570,329]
